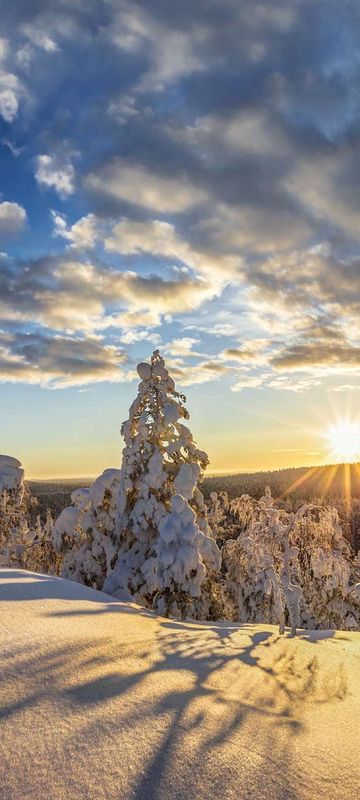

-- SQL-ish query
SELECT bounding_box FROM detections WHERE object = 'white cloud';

[165,337,200,357]
[111,4,206,91]
[199,201,311,255]
[0,88,18,122]
[52,211,99,248]
[119,328,161,345]
[86,160,208,212]
[0,254,220,333]
[21,24,59,53]
[0,39,23,122]
[35,153,76,198]
[105,217,238,284]
[268,375,321,392]
[176,109,288,157]
[0,201,27,235]
[15,44,33,71]
[0,332,127,389]
[330,384,360,392]
[231,375,265,392]
[0,69,23,122]
[165,357,231,386]
[220,342,267,364]
[115,309,162,329]
[1,139,24,157]
[286,155,360,239]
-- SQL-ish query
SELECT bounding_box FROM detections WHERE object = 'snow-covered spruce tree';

[103,350,221,617]
[52,351,221,618]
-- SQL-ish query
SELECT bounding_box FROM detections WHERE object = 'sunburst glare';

[325,420,360,463]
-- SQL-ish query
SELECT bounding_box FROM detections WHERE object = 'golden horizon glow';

[325,420,360,464]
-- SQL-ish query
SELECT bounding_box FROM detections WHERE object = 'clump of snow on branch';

[207,490,256,548]
[52,469,121,588]
[154,494,216,618]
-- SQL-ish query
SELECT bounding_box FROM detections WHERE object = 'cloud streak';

[0,331,127,388]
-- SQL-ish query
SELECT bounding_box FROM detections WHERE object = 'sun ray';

[280,465,323,500]
[354,462,360,485]
[318,463,339,501]
[343,463,352,515]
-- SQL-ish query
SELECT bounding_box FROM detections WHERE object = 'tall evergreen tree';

[53,351,221,618]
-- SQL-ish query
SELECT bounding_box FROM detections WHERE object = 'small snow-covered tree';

[27,508,60,575]
[52,469,121,588]
[0,454,60,574]
[224,487,303,634]
[104,351,221,616]
[0,455,31,567]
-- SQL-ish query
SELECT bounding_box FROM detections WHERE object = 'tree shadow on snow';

[0,603,349,800]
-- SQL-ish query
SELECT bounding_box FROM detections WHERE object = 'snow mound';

[0,454,24,491]
[1,569,359,800]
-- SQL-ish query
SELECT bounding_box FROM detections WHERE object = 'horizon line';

[27,459,360,482]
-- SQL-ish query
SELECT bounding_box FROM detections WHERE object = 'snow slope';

[1,570,359,800]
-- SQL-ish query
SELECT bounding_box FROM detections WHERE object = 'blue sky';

[1,0,360,477]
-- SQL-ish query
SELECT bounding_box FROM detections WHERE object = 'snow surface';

[1,570,359,800]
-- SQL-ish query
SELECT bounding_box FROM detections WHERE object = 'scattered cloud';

[0,254,219,333]
[330,384,360,392]
[21,23,59,53]
[0,73,22,122]
[0,331,127,388]
[35,153,76,198]
[0,201,26,236]
[1,138,24,157]
[164,337,200,357]
[271,343,360,371]
[51,211,99,249]
[231,375,265,392]
[85,161,208,213]
[104,217,238,282]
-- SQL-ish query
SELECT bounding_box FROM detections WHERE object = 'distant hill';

[29,462,360,521]
[202,462,360,502]
[29,479,91,521]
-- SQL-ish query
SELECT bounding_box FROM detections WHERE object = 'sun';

[325,420,360,463]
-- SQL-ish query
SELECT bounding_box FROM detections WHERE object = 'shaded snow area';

[1,571,359,800]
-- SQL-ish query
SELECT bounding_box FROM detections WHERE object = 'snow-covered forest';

[1,351,360,633]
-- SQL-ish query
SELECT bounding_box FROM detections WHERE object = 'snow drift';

[1,569,359,800]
